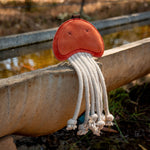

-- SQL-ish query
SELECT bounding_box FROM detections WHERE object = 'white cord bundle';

[67,52,114,136]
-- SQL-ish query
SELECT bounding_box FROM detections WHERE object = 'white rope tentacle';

[86,53,114,126]
[79,53,105,132]
[76,53,96,116]
[67,51,113,135]
[80,53,102,117]
[83,53,104,116]
[73,54,90,135]
[74,54,90,123]
[76,53,99,135]
[67,56,84,130]
[82,53,105,130]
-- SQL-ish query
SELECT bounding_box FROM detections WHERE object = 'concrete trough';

[0,37,150,138]
[0,11,150,51]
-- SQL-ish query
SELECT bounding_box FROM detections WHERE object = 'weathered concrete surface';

[0,11,150,50]
[0,27,57,51]
[99,37,150,91]
[0,38,150,138]
[0,136,17,150]
[92,11,150,29]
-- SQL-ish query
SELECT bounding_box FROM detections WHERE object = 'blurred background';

[0,0,150,36]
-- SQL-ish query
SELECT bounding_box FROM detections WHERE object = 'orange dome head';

[53,18,104,61]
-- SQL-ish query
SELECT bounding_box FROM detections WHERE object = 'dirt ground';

[12,82,150,150]
[0,0,150,36]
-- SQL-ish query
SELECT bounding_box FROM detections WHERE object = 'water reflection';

[0,25,150,79]
[103,25,150,49]
[0,50,59,78]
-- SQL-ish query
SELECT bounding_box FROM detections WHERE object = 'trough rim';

[0,37,150,88]
[0,11,150,50]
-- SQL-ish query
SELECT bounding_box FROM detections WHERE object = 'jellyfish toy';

[53,18,114,136]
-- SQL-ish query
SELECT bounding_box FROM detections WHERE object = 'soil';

[0,0,150,36]
[13,82,150,150]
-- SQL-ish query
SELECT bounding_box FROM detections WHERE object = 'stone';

[0,136,17,150]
